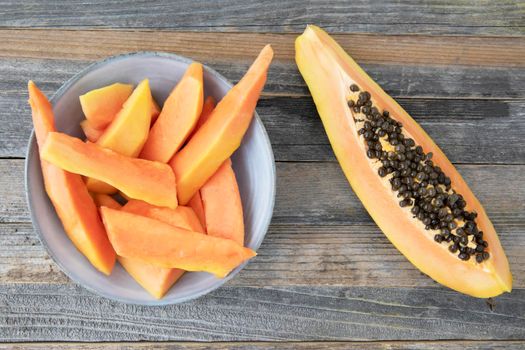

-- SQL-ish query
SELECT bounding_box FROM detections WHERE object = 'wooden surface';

[1,1,524,348]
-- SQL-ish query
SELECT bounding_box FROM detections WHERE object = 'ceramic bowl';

[25,52,275,305]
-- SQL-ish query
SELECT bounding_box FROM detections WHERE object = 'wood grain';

[1,284,524,341]
[2,221,524,288]
[3,341,525,349]
[4,160,524,225]
[5,94,525,163]
[0,1,523,35]
[2,30,525,67]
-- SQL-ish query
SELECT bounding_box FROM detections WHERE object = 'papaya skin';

[200,159,244,245]
[295,25,512,298]
[140,63,204,163]
[100,207,256,278]
[79,83,133,129]
[28,81,116,275]
[86,79,153,194]
[170,45,273,205]
[40,132,178,209]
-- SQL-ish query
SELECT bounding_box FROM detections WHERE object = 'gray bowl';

[25,52,276,305]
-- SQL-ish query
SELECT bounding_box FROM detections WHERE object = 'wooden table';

[1,1,524,348]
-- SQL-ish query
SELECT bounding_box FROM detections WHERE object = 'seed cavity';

[347,83,489,262]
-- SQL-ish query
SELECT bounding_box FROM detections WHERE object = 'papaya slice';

[121,201,203,298]
[80,84,160,144]
[79,83,133,129]
[123,200,205,233]
[40,132,178,209]
[187,96,216,141]
[295,25,512,298]
[200,159,244,245]
[150,97,161,123]
[80,120,105,143]
[188,192,206,230]
[118,257,185,299]
[100,207,256,278]
[91,193,122,210]
[170,45,273,204]
[85,79,153,194]
[28,81,116,275]
[140,63,204,163]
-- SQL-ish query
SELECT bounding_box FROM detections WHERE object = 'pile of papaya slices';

[295,26,512,298]
[28,45,273,299]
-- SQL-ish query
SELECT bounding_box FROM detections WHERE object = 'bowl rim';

[25,51,276,305]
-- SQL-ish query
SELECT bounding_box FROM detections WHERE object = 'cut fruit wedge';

[80,83,133,129]
[171,45,273,204]
[123,200,204,233]
[201,159,244,245]
[40,132,178,209]
[295,25,512,298]
[80,120,105,143]
[85,79,153,194]
[100,207,256,278]
[140,62,204,163]
[28,81,116,275]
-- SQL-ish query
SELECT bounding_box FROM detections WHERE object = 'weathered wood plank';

[2,221,524,288]
[0,284,524,341]
[3,92,525,163]
[3,30,525,68]
[3,160,524,225]
[4,59,524,102]
[260,97,525,163]
[0,1,523,35]
[3,340,525,349]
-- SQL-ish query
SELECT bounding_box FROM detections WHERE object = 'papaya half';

[295,25,512,298]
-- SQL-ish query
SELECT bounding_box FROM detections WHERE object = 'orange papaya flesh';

[85,79,153,194]
[28,81,116,275]
[79,83,133,129]
[188,191,206,231]
[123,200,205,233]
[295,25,512,298]
[150,97,161,123]
[118,256,185,299]
[140,63,204,163]
[91,193,122,210]
[84,196,182,298]
[41,132,178,209]
[187,96,216,141]
[201,159,244,245]
[80,120,105,143]
[121,200,204,297]
[185,97,217,231]
[170,45,273,205]
[100,207,256,278]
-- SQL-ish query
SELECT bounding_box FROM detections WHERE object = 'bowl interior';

[26,52,275,305]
